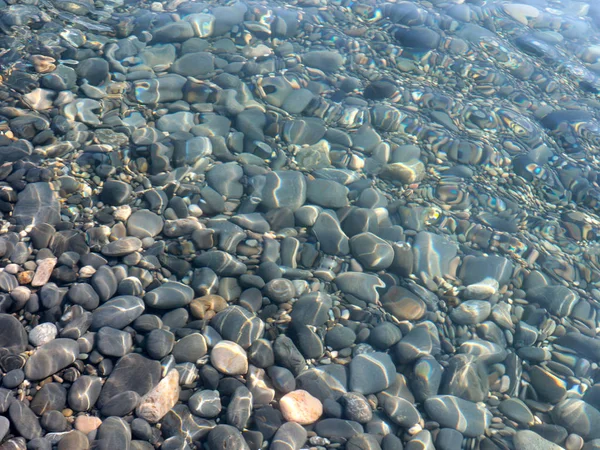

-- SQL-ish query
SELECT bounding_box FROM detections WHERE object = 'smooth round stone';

[424,395,491,437]
[172,333,207,363]
[185,13,215,37]
[267,366,296,394]
[450,300,491,325]
[335,272,385,305]
[349,352,396,395]
[381,286,426,321]
[57,430,89,450]
[384,396,420,428]
[152,21,195,42]
[342,392,373,424]
[349,232,394,271]
[325,326,356,350]
[280,390,323,425]
[0,314,28,353]
[211,306,265,349]
[248,339,275,369]
[263,278,295,304]
[68,376,102,411]
[41,410,67,432]
[210,340,248,375]
[526,285,580,318]
[13,182,60,226]
[290,292,332,328]
[91,296,145,330]
[144,281,194,309]
[100,180,132,206]
[24,338,79,381]
[96,326,133,357]
[302,51,344,71]
[514,430,564,450]
[207,425,250,450]
[306,179,349,209]
[101,237,142,257]
[98,354,161,408]
[369,323,402,350]
[188,390,221,418]
[76,58,108,86]
[260,171,306,211]
[145,329,175,360]
[3,369,24,388]
[498,398,534,426]
[271,422,308,450]
[127,211,163,238]
[68,283,100,310]
[92,416,132,450]
[551,399,600,440]
[435,429,463,450]
[9,401,42,440]
[31,383,67,415]
[171,52,215,77]
[412,231,458,282]
[312,210,350,256]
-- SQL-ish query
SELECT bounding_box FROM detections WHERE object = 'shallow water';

[2,0,600,449]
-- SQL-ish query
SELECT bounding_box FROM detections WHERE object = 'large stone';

[24,338,79,381]
[13,182,60,226]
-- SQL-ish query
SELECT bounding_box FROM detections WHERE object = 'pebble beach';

[1,0,600,449]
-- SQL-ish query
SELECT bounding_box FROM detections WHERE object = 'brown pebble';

[75,415,102,435]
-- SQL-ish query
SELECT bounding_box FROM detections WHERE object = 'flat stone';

[551,399,600,440]
[68,376,102,412]
[514,430,564,450]
[101,237,142,257]
[211,306,265,349]
[91,295,145,330]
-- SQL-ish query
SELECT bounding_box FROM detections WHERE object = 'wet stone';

[136,368,180,423]
[13,182,60,226]
[271,422,307,450]
[101,236,142,257]
[31,383,67,415]
[513,430,564,450]
[96,326,133,357]
[9,401,42,440]
[259,171,306,211]
[381,286,426,321]
[24,338,79,381]
[91,295,145,330]
[302,51,344,72]
[207,425,250,450]
[68,375,102,412]
[144,282,194,309]
[350,232,394,271]
[349,352,396,395]
[314,418,363,441]
[530,366,567,404]
[127,210,164,238]
[498,398,534,426]
[100,180,132,206]
[424,395,491,437]
[450,300,491,325]
[188,390,221,418]
[172,333,207,363]
[211,306,265,349]
[0,314,28,353]
[306,179,349,209]
[335,272,385,305]
[312,210,350,256]
[211,340,248,375]
[98,353,161,408]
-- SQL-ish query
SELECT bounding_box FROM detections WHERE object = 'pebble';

[424,395,491,437]
[349,352,396,395]
[280,390,323,425]
[24,338,79,381]
[210,340,248,375]
[136,369,180,423]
